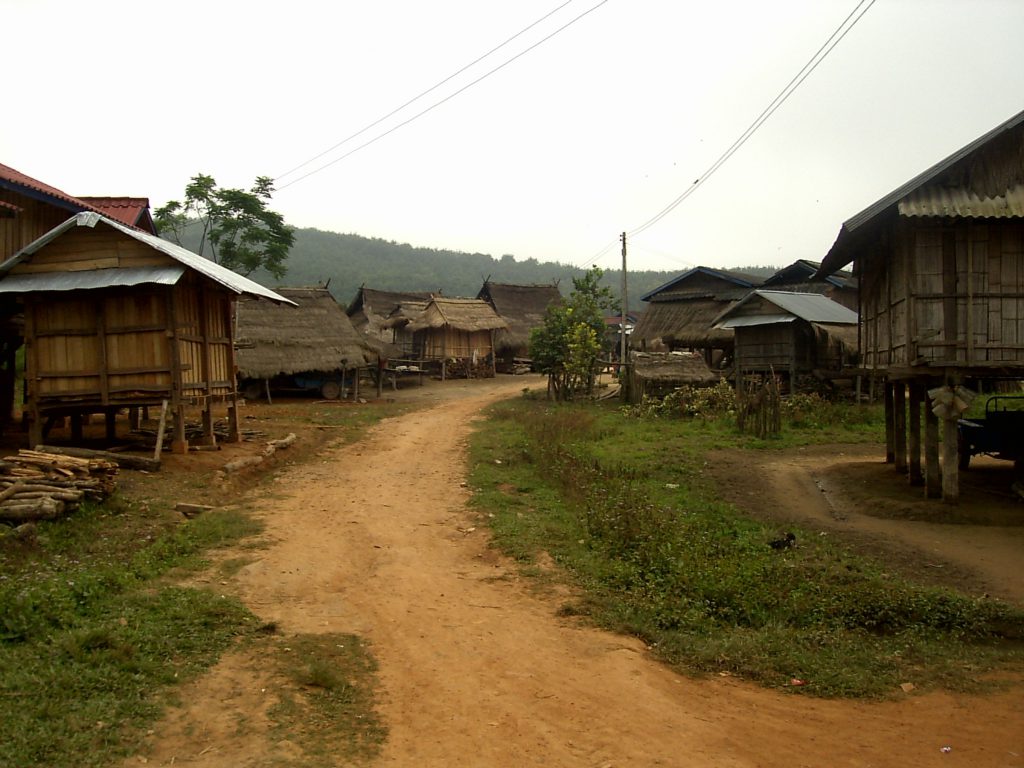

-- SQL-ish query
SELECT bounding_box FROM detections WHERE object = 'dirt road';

[134,378,1023,767]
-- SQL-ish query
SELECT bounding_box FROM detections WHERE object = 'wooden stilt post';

[924,390,941,498]
[942,414,960,504]
[105,410,117,441]
[908,381,923,485]
[154,399,169,461]
[884,381,895,464]
[171,404,188,454]
[893,382,907,474]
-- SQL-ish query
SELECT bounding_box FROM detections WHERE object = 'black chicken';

[769,532,796,550]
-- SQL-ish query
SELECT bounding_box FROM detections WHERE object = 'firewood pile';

[0,449,118,523]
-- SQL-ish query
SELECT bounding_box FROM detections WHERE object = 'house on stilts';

[816,107,1024,502]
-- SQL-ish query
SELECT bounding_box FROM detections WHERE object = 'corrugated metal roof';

[714,290,858,329]
[0,266,184,294]
[819,107,1024,275]
[0,212,294,304]
[716,314,796,330]
[899,184,1024,218]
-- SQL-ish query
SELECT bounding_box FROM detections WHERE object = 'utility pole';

[619,231,628,366]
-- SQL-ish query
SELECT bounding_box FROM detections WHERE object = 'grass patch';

[468,396,1024,698]
[0,499,263,767]
[268,633,386,764]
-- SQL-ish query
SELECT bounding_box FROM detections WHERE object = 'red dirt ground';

[113,376,1022,767]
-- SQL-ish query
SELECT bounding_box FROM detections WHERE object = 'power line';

[275,0,578,183]
[277,0,610,191]
[627,0,876,239]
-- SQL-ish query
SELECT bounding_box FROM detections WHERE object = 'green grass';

[0,393,410,767]
[269,633,387,765]
[0,500,262,767]
[468,396,1024,699]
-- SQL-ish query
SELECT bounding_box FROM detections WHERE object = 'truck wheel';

[320,380,342,400]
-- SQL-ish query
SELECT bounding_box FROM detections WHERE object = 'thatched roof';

[236,286,376,378]
[632,297,738,348]
[477,281,562,352]
[632,352,719,385]
[382,300,429,329]
[407,297,508,332]
[346,286,435,334]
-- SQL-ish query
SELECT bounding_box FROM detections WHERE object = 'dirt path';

[134,379,1023,767]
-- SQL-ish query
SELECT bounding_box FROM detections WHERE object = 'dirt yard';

[116,376,1022,767]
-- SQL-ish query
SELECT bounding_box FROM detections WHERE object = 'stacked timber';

[0,449,118,522]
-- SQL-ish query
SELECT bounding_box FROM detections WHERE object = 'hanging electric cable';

[628,0,876,239]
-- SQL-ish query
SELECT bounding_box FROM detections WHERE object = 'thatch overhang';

[476,280,562,352]
[631,351,719,386]
[633,288,750,348]
[235,286,376,379]
[407,297,508,333]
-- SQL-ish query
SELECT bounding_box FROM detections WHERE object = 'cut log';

[34,445,160,472]
[0,498,65,521]
[223,456,265,474]
[175,503,214,518]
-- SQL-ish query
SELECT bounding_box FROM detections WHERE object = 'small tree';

[155,174,294,279]
[530,267,618,401]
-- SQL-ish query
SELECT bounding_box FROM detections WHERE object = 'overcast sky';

[4,0,1023,273]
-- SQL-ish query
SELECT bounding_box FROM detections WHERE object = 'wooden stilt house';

[0,212,293,452]
[712,290,858,389]
[816,107,1024,502]
[391,297,507,379]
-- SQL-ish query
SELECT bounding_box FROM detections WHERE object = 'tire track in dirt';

[132,379,1024,767]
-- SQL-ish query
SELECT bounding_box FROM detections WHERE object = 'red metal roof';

[78,196,155,233]
[0,162,107,215]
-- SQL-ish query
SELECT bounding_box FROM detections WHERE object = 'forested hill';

[183,225,779,309]
[258,228,685,308]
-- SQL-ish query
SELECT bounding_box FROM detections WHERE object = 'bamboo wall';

[417,328,494,360]
[862,220,1024,369]
[173,275,235,397]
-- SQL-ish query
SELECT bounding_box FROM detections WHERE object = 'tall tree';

[155,174,294,279]
[529,267,618,401]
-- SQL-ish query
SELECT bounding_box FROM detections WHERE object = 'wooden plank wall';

[28,289,173,401]
[0,193,72,261]
[8,226,171,274]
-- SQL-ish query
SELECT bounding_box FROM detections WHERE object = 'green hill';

[174,224,778,311]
